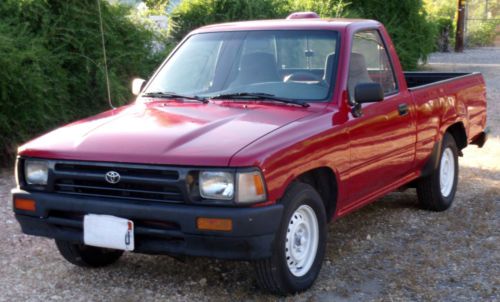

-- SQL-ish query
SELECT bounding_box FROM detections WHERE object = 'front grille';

[52,162,185,203]
[55,163,179,179]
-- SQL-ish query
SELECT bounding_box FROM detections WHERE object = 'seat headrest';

[234,52,279,85]
[348,52,373,99]
[240,52,276,72]
[349,53,369,77]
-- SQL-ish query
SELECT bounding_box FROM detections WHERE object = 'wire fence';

[465,0,500,47]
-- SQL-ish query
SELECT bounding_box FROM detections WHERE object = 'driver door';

[345,29,416,207]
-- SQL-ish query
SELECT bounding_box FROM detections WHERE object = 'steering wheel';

[284,72,322,83]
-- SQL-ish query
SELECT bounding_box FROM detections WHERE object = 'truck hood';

[19,100,318,166]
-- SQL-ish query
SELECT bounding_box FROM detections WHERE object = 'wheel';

[417,133,459,211]
[55,240,124,267]
[254,182,327,295]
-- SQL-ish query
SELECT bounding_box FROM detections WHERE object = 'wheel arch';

[422,122,466,177]
[280,167,339,222]
[445,122,467,151]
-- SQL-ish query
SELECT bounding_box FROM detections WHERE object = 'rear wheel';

[55,240,123,267]
[254,182,327,295]
[417,133,459,211]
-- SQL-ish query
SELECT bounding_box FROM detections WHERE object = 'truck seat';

[348,53,373,98]
[232,52,280,86]
[323,53,336,83]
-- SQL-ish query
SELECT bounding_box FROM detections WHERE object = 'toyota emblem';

[105,171,121,184]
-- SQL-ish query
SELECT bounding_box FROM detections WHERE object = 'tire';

[254,182,327,295]
[55,240,124,267]
[417,133,459,211]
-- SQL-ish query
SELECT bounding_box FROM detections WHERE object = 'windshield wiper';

[142,91,208,103]
[210,92,309,107]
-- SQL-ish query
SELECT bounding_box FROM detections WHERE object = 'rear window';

[277,31,337,69]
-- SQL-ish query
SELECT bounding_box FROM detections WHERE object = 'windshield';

[145,30,339,101]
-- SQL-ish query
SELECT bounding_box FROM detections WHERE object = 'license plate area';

[84,214,134,251]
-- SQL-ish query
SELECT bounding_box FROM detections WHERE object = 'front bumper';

[12,189,283,260]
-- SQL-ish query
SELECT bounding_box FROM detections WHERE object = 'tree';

[144,0,170,11]
[347,0,436,69]
[168,0,436,69]
[168,0,286,42]
[0,0,168,162]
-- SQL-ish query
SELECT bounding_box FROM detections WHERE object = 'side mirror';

[132,78,146,96]
[354,82,384,104]
[351,82,384,117]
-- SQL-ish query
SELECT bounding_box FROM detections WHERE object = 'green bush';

[0,0,438,164]
[0,0,168,164]
[467,20,499,47]
[0,22,71,163]
[169,0,436,70]
[286,0,350,17]
[347,0,436,70]
[168,0,287,42]
[434,17,454,52]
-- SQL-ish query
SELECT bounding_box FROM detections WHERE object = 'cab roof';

[192,18,380,34]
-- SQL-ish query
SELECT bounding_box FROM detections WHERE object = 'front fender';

[229,111,349,204]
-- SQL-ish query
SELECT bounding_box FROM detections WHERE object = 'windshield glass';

[145,30,339,101]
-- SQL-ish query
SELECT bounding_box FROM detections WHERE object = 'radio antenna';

[97,0,115,109]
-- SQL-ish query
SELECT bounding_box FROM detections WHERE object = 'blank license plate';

[84,214,134,251]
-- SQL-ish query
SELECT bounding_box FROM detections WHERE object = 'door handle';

[398,103,409,116]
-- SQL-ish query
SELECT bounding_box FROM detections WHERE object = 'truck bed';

[404,72,473,89]
[406,70,486,151]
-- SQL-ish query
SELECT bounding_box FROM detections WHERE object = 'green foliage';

[424,0,456,20]
[432,17,454,52]
[0,0,168,163]
[0,0,439,163]
[144,0,170,11]
[426,0,500,49]
[168,0,287,42]
[465,0,500,47]
[424,0,456,52]
[347,0,436,70]
[287,0,350,18]
[169,0,436,70]
[0,22,71,162]
[467,20,500,47]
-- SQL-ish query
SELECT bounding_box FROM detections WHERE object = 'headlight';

[24,160,49,185]
[199,171,234,200]
[236,171,266,203]
[198,170,267,203]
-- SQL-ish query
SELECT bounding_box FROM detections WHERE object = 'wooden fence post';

[455,0,466,52]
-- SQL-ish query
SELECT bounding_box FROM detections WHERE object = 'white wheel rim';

[439,147,455,197]
[285,205,319,277]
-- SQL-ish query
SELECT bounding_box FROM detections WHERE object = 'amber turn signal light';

[14,198,36,212]
[196,217,232,232]
[253,174,265,195]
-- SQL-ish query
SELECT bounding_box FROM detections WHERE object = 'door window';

[348,30,398,98]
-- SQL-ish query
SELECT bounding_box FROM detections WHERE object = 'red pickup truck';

[12,13,488,295]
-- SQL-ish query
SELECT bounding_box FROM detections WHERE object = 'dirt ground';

[0,48,498,302]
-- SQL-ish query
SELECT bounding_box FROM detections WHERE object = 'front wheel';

[55,240,124,267]
[417,133,459,211]
[254,182,327,295]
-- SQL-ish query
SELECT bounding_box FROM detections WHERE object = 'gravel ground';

[1,48,499,302]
